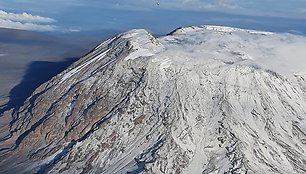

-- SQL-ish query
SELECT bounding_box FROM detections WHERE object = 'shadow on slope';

[0,58,78,115]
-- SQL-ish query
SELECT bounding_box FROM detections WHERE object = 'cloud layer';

[0,10,56,31]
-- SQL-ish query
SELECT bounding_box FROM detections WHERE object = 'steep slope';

[1,26,306,174]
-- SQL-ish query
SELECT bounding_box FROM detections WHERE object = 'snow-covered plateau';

[1,25,306,174]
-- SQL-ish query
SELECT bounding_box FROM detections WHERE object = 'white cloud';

[0,53,8,57]
[0,10,56,31]
[0,10,55,23]
[0,19,56,31]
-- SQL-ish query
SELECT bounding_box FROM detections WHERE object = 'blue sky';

[0,0,306,34]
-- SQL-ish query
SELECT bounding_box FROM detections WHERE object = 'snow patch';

[59,49,110,83]
[122,29,164,60]
[170,25,274,36]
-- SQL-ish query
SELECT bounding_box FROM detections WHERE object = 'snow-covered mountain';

[1,25,306,174]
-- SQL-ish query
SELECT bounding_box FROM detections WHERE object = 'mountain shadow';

[0,58,78,115]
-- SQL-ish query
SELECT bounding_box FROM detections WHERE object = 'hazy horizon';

[0,1,305,36]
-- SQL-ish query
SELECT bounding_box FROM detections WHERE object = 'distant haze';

[0,28,107,106]
[0,1,305,35]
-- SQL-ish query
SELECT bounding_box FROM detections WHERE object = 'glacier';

[0,25,306,174]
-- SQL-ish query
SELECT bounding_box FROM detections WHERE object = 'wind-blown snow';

[59,49,110,83]
[123,29,163,60]
[164,25,306,81]
[1,25,306,174]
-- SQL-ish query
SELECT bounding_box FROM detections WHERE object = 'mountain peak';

[169,25,274,36]
[1,26,306,174]
[120,29,164,60]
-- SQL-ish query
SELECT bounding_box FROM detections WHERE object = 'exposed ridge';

[168,25,274,35]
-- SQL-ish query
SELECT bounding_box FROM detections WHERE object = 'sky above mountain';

[0,0,306,34]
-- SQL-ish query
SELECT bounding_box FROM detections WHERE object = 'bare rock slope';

[1,26,306,174]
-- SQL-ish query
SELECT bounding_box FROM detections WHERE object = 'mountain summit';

[1,26,306,174]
